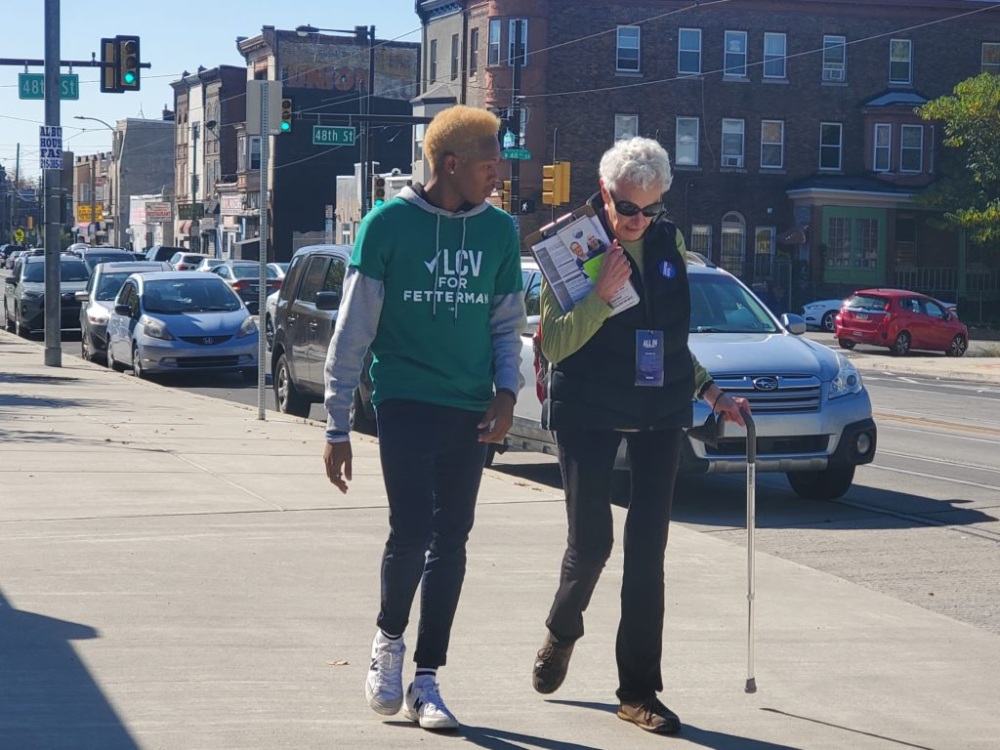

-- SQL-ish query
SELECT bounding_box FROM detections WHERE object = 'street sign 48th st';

[313,125,356,146]
[18,73,80,100]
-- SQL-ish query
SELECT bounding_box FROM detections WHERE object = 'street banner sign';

[39,125,63,170]
[501,147,532,160]
[76,204,104,223]
[18,73,80,100]
[14,228,26,244]
[313,125,356,146]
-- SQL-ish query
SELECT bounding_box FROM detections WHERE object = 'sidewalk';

[847,349,1000,384]
[1,330,999,750]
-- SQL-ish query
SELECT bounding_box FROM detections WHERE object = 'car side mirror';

[315,290,341,311]
[781,313,807,336]
[75,290,90,302]
[114,303,132,316]
[3,277,14,286]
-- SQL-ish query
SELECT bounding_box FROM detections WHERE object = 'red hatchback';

[835,288,969,357]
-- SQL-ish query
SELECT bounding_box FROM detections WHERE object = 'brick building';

[419,0,1000,314]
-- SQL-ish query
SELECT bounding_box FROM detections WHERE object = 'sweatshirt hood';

[398,184,492,219]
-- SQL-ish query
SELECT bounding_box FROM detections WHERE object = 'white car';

[504,256,878,501]
[264,288,279,350]
[803,295,958,332]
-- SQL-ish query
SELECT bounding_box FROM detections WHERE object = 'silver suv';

[509,256,877,501]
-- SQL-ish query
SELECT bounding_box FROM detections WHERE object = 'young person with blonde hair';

[322,105,525,731]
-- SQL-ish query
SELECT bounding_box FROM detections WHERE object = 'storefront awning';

[778,225,809,245]
[177,220,192,235]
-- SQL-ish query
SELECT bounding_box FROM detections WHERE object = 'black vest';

[546,199,695,431]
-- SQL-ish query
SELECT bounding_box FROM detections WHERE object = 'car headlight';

[829,353,863,399]
[88,308,109,325]
[22,290,43,300]
[143,317,174,341]
[237,316,258,338]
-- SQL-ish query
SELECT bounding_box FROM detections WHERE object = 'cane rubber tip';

[745,678,757,694]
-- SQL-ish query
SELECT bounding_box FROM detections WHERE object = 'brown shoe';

[617,696,681,734]
[532,634,574,694]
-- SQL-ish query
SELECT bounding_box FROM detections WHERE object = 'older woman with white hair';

[531,137,748,735]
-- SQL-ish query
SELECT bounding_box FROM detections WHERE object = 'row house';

[419,0,1000,314]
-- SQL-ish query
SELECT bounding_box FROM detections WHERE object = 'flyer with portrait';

[525,205,639,315]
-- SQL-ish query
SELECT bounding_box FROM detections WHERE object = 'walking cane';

[742,407,758,694]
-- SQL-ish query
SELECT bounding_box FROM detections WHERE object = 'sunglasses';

[611,193,664,218]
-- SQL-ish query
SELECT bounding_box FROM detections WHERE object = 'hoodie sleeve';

[490,292,527,395]
[323,267,384,434]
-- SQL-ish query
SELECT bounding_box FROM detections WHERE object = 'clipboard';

[525,205,639,315]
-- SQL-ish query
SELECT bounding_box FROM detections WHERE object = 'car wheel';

[821,310,837,332]
[349,388,378,436]
[108,345,126,372]
[264,314,274,351]
[131,345,145,379]
[946,334,967,358]
[837,338,855,350]
[81,331,93,362]
[891,331,911,356]
[3,307,14,332]
[14,306,30,338]
[273,353,311,417]
[786,464,856,501]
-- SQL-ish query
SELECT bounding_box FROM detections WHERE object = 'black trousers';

[546,426,684,703]
[375,399,488,669]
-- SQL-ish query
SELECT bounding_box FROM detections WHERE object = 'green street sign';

[312,125,356,146]
[18,73,80,101]
[502,147,532,160]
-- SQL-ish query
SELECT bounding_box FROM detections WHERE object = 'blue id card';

[635,329,664,387]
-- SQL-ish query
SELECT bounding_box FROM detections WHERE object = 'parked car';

[194,258,226,272]
[804,295,957,332]
[0,244,25,267]
[3,254,90,336]
[505,256,877,501]
[76,261,172,361]
[267,262,289,279]
[269,244,373,427]
[5,248,27,270]
[105,271,259,380]
[264,289,279,351]
[834,288,969,357]
[75,246,133,274]
[144,245,185,263]
[208,260,282,314]
[169,252,210,271]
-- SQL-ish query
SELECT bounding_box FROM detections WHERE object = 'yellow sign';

[14,228,25,243]
[76,204,105,223]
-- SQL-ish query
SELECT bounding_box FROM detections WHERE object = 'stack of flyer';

[526,205,639,315]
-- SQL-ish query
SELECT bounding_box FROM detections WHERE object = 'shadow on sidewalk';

[545,700,803,750]
[460,723,605,750]
[0,587,139,749]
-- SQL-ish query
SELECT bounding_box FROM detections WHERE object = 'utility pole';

[190,123,200,251]
[89,158,96,242]
[509,19,524,223]
[43,0,61,367]
[359,25,376,219]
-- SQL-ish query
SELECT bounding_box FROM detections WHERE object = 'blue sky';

[1,1,422,180]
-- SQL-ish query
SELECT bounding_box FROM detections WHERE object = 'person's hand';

[594,240,631,303]
[713,391,750,427]
[478,391,516,444]
[323,440,353,494]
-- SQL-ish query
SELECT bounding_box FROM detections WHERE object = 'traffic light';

[280,98,293,133]
[542,161,571,206]
[372,175,386,207]
[99,38,119,93]
[118,36,140,91]
[520,198,536,214]
[501,180,512,213]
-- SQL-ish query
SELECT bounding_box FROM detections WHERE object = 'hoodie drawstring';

[432,214,441,319]
[455,217,468,324]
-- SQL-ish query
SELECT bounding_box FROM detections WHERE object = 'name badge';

[635,329,664,387]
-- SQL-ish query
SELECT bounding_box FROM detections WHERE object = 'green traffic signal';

[123,71,136,85]
[280,121,291,132]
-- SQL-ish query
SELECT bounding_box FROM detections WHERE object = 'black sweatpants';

[546,426,684,703]
[375,399,488,669]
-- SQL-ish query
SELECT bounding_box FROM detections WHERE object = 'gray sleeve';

[323,268,384,434]
[490,291,527,395]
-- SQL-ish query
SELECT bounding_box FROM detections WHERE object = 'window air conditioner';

[823,68,844,82]
[723,155,742,167]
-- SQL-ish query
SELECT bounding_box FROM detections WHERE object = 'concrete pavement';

[1,330,999,750]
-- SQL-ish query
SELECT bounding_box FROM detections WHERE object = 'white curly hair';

[598,137,673,195]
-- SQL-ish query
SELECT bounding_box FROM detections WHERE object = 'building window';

[488,19,501,66]
[414,123,425,164]
[889,39,912,85]
[754,227,776,279]
[690,225,712,259]
[429,38,438,84]
[828,216,851,268]
[900,125,923,172]
[724,31,748,77]
[675,117,699,166]
[823,35,846,81]
[763,33,786,79]
[874,123,891,172]
[720,212,746,276]
[508,19,528,66]
[982,43,1000,74]
[760,120,784,169]
[859,218,879,269]
[722,118,745,167]
[615,114,639,141]
[819,122,842,170]
[617,25,641,72]
[469,28,480,75]
[678,28,702,75]
[450,34,460,80]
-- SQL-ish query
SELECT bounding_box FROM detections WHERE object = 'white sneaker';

[402,679,460,730]
[364,632,405,715]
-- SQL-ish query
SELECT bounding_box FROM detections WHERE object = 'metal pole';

[509,20,523,220]
[191,124,200,251]
[89,159,96,243]
[42,0,61,367]
[743,408,758,694]
[257,83,270,421]
[359,27,375,218]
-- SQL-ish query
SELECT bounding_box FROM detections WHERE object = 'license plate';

[855,313,868,320]
[853,330,862,337]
